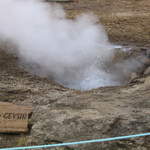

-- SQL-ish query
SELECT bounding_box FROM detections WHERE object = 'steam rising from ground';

[0,0,141,90]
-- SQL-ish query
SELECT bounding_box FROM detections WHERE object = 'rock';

[1,78,150,150]
[144,66,150,75]
[146,49,150,58]
[0,49,150,150]
[137,56,150,66]
[130,72,139,81]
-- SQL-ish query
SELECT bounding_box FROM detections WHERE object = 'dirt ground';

[61,0,150,45]
[0,0,150,150]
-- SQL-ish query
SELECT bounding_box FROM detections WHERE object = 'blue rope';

[0,133,150,150]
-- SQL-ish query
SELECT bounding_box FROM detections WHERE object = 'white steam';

[0,0,136,90]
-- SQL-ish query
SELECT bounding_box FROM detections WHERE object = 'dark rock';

[144,67,150,75]
[146,50,150,58]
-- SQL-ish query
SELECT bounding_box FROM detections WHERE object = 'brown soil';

[61,0,150,45]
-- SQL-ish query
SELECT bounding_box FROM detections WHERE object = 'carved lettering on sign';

[0,113,28,120]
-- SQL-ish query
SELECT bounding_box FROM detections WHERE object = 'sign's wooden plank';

[0,102,32,133]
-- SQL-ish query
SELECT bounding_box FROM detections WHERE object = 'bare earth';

[63,0,150,45]
[0,0,150,150]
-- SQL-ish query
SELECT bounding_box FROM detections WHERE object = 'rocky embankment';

[0,45,150,150]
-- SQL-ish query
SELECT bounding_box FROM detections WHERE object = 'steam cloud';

[0,0,141,90]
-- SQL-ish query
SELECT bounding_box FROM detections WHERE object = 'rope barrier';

[0,132,150,150]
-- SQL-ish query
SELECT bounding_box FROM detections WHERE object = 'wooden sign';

[0,102,32,133]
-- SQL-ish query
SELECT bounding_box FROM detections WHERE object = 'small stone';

[144,67,150,75]
[130,72,139,80]
[138,56,150,66]
[146,49,150,58]
[141,48,147,51]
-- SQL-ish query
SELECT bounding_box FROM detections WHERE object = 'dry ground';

[61,0,150,45]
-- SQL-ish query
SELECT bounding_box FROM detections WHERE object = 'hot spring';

[0,0,143,90]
